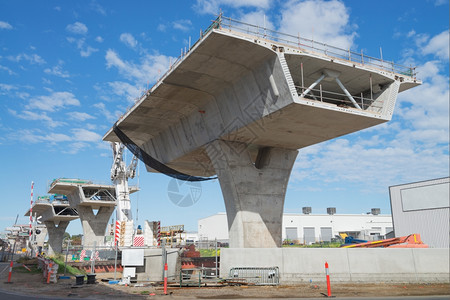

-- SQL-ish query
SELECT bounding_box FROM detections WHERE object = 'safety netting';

[113,124,216,182]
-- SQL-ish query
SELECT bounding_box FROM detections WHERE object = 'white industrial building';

[198,209,393,244]
[390,177,449,248]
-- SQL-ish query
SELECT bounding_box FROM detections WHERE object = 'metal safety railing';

[295,84,383,111]
[216,15,416,77]
[116,14,413,123]
[229,267,279,285]
[179,267,218,287]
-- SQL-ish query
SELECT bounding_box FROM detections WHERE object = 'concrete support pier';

[48,180,126,248]
[76,206,115,247]
[206,140,298,247]
[44,221,69,255]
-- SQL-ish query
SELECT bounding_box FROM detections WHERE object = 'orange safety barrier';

[342,234,428,248]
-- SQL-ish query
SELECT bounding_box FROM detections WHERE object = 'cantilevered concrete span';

[48,178,138,248]
[103,16,421,248]
[25,196,78,255]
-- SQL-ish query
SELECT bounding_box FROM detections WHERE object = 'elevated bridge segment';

[25,196,78,255]
[103,16,421,248]
[48,178,138,247]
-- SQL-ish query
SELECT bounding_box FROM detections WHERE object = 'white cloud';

[89,1,106,15]
[26,91,80,112]
[434,0,448,5]
[80,45,98,57]
[7,53,46,64]
[172,19,192,32]
[66,22,88,34]
[95,36,104,43]
[64,142,90,154]
[107,81,140,102]
[119,33,138,49]
[44,65,70,78]
[421,30,449,61]
[67,37,99,57]
[292,133,448,193]
[71,128,102,142]
[397,61,449,134]
[157,24,167,32]
[105,49,172,85]
[194,0,271,15]
[0,83,18,93]
[9,129,71,144]
[0,65,16,75]
[94,102,119,122]
[0,21,13,30]
[238,10,274,30]
[279,0,356,49]
[8,109,65,128]
[68,112,96,121]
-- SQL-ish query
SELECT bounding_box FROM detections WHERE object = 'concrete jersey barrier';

[220,248,449,284]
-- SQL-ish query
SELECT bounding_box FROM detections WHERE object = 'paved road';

[1,289,448,300]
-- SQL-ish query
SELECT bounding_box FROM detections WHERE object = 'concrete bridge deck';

[103,19,420,176]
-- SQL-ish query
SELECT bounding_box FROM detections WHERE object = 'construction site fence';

[179,267,219,287]
[62,245,118,262]
[195,239,228,250]
[229,267,280,286]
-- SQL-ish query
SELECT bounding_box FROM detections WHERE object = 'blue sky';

[1,0,448,235]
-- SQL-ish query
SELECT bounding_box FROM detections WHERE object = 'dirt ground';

[1,265,449,299]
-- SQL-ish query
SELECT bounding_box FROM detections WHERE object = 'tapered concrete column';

[77,206,114,248]
[206,140,298,248]
[44,221,69,255]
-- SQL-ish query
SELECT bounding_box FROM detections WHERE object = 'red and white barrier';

[325,261,332,297]
[133,235,145,247]
[37,257,58,284]
[114,220,120,244]
[163,262,168,295]
[157,221,161,247]
[29,181,34,239]
[6,261,13,283]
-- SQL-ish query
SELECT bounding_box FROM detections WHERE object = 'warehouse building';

[390,177,450,248]
[198,208,393,244]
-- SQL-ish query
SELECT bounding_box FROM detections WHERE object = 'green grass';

[198,249,220,257]
[50,255,86,276]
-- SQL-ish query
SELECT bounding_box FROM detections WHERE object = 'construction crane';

[341,234,428,248]
[111,142,138,246]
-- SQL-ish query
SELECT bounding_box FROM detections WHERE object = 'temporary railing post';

[90,242,96,274]
[320,84,323,102]
[163,263,168,295]
[47,262,52,284]
[6,260,13,283]
[215,238,218,278]
[325,262,332,297]
[301,63,304,93]
[63,239,70,276]
[361,93,364,109]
